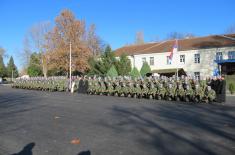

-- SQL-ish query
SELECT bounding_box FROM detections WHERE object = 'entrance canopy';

[214,59,235,64]
[214,59,235,75]
[151,68,186,77]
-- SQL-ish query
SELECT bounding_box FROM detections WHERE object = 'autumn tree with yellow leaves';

[45,9,92,75]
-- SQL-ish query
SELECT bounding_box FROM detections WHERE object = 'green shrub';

[140,62,151,77]
[116,54,131,76]
[130,67,141,78]
[229,82,235,94]
[106,65,118,77]
[225,75,235,90]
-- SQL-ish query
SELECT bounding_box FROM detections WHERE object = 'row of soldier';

[12,78,68,92]
[12,75,219,103]
[86,75,216,103]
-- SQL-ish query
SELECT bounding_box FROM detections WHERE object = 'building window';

[142,57,146,63]
[194,72,200,80]
[167,56,171,65]
[194,54,200,63]
[150,57,154,66]
[228,51,235,59]
[216,52,223,60]
[180,55,185,63]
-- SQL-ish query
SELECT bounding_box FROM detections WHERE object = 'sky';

[0,0,235,69]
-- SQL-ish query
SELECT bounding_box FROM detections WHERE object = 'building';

[115,34,235,79]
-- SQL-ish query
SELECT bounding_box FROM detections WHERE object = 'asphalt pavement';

[0,85,235,155]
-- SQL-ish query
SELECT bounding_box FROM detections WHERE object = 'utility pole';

[12,70,13,81]
[69,41,72,90]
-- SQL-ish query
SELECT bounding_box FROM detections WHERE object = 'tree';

[88,45,117,75]
[135,31,144,44]
[167,32,184,40]
[106,65,118,77]
[45,9,91,75]
[184,33,196,38]
[27,53,43,77]
[0,55,6,77]
[86,24,102,56]
[140,62,151,77]
[99,45,117,74]
[7,56,19,78]
[116,54,131,76]
[166,32,195,40]
[87,57,102,75]
[28,21,51,77]
[0,46,6,56]
[130,67,141,78]
[225,23,235,34]
[20,36,32,69]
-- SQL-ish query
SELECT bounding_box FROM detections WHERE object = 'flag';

[169,40,178,63]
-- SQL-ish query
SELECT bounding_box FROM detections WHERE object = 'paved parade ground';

[0,85,235,155]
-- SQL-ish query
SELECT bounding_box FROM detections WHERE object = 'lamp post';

[69,41,72,90]
[12,70,13,81]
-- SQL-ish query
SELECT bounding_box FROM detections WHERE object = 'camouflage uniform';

[194,85,204,102]
[166,83,177,101]
[157,83,166,100]
[204,86,216,103]
[175,84,185,101]
[148,81,158,99]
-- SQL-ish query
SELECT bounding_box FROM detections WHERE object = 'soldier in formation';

[86,75,217,103]
[12,75,220,103]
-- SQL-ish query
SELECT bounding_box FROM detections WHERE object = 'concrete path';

[0,85,235,155]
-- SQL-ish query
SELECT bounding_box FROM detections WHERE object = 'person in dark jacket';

[214,76,226,103]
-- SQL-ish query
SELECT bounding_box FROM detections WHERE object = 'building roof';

[114,34,235,56]
[114,42,158,56]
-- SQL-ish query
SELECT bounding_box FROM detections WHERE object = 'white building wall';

[129,47,235,78]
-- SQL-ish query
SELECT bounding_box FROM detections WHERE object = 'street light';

[12,70,13,81]
[69,41,72,90]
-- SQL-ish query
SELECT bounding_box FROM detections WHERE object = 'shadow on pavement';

[11,142,35,155]
[77,150,91,155]
[102,104,235,155]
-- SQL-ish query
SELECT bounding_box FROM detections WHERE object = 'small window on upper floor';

[167,56,171,65]
[194,54,200,63]
[150,57,154,66]
[216,52,223,60]
[180,55,185,63]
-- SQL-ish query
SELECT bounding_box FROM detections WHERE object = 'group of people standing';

[74,75,226,103]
